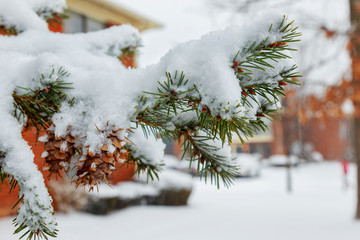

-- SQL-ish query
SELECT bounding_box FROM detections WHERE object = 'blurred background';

[1,0,360,239]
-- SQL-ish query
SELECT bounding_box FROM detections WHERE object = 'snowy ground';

[1,162,359,240]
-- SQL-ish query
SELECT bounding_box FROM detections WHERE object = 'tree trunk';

[354,119,360,219]
[350,0,360,219]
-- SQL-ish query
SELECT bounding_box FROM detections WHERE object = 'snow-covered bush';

[234,153,262,177]
[0,0,301,239]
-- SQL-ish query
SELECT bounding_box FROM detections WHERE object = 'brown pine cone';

[40,130,77,178]
[74,129,129,191]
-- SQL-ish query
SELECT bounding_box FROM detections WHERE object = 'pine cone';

[40,130,77,177]
[75,129,128,191]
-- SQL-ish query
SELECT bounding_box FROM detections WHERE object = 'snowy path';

[1,162,359,240]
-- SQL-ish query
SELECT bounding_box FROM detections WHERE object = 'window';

[163,139,175,155]
[63,11,105,33]
[86,17,104,32]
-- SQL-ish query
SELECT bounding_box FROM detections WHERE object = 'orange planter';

[0,183,20,217]
[47,15,63,33]
[0,26,17,36]
[0,127,56,217]
[119,50,136,68]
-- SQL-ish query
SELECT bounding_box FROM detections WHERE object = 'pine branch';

[44,12,69,26]
[1,151,56,240]
[11,183,58,240]
[123,128,165,181]
[134,70,200,138]
[124,146,164,182]
[133,70,243,187]
[119,46,137,57]
[1,3,303,239]
[0,25,17,35]
[0,151,18,193]
[12,67,72,132]
[118,47,137,67]
[133,24,303,185]
[13,217,58,240]
[0,151,7,184]
[179,130,238,188]
[135,69,281,146]
[139,71,198,116]
[232,15,301,84]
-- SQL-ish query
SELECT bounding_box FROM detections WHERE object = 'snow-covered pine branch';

[0,0,301,239]
[0,0,66,33]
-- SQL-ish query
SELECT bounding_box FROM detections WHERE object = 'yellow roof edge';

[66,0,163,31]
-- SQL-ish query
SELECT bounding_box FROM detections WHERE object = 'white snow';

[0,0,302,235]
[1,162,358,240]
[0,76,56,232]
[219,0,351,96]
[91,168,193,199]
[136,168,193,190]
[0,0,66,31]
[267,154,300,166]
[128,128,165,167]
[196,131,235,172]
[342,99,355,116]
[311,151,324,162]
[234,153,261,177]
[89,182,159,199]
[113,0,351,96]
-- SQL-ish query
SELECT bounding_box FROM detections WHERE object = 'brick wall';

[272,116,351,160]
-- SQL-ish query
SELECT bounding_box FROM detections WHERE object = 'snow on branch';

[0,2,301,239]
[0,0,66,33]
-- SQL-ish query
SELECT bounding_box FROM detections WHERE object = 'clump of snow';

[341,98,355,116]
[0,0,66,32]
[128,128,166,167]
[311,151,324,162]
[136,169,193,190]
[155,12,290,118]
[197,131,235,173]
[234,153,262,177]
[162,154,180,169]
[30,0,67,19]
[92,182,159,199]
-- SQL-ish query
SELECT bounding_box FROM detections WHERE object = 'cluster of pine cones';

[40,125,129,191]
